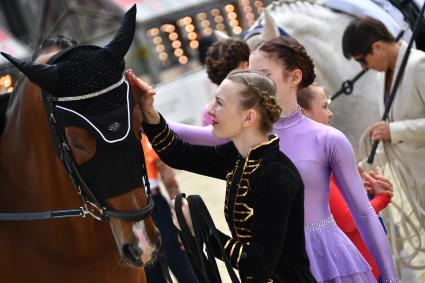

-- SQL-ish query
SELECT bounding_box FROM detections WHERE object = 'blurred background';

[0,0,273,125]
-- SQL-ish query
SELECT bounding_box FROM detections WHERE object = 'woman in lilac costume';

[165,37,398,282]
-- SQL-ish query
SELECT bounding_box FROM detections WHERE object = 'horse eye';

[70,140,86,151]
[65,127,94,152]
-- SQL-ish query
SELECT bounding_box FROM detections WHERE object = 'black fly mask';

[1,5,147,201]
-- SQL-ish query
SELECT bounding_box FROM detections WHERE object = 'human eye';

[216,97,222,106]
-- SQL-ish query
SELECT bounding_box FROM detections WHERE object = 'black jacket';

[143,115,316,283]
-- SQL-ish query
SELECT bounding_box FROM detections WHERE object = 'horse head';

[1,5,160,268]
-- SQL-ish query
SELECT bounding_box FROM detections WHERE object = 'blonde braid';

[227,70,281,133]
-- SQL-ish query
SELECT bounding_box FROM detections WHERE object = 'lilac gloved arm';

[167,120,226,146]
[329,131,399,282]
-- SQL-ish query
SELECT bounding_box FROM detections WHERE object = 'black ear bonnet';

[2,5,147,200]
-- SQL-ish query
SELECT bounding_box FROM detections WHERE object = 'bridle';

[0,73,155,222]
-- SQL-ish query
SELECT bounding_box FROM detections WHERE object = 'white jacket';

[379,41,425,186]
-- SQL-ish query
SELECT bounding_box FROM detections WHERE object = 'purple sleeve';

[166,120,226,146]
[327,130,399,282]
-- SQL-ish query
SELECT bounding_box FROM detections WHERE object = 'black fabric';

[0,92,11,136]
[48,45,125,117]
[1,5,137,117]
[54,95,144,200]
[52,46,124,97]
[55,88,130,141]
[143,116,316,283]
[57,83,127,117]
[175,194,239,283]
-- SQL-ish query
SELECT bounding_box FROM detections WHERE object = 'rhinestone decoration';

[304,216,336,232]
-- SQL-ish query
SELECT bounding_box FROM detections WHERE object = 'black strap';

[0,91,11,137]
[0,208,86,221]
[175,193,240,283]
[175,193,212,282]
[159,256,174,283]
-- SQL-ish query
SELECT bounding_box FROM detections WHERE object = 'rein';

[175,193,240,283]
[0,84,154,222]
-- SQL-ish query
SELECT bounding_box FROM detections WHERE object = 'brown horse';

[0,6,160,283]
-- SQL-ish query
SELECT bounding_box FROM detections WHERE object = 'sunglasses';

[353,47,372,65]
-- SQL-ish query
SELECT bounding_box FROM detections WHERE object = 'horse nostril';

[123,242,143,259]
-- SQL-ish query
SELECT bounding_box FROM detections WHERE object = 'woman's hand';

[170,198,195,236]
[125,69,160,124]
[362,166,393,198]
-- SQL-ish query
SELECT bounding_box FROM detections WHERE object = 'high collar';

[274,105,305,129]
[245,134,280,160]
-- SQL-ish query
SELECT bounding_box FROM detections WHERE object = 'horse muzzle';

[122,242,144,267]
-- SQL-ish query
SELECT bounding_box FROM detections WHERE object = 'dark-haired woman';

[201,38,250,126]
[151,36,399,282]
[128,69,316,282]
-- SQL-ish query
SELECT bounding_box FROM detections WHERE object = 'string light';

[146,1,261,66]
[0,74,13,93]
[178,56,188,65]
[171,40,182,49]
[190,40,199,49]
[155,45,165,52]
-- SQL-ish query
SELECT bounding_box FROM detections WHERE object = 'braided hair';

[206,39,250,85]
[226,69,281,133]
[258,37,315,88]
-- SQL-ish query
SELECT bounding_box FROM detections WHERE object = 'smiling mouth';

[212,120,218,125]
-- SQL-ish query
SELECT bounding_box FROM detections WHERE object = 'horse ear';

[214,30,230,41]
[261,9,279,41]
[103,4,137,63]
[1,52,59,91]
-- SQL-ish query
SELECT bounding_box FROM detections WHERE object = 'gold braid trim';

[152,124,170,144]
[224,239,232,251]
[152,126,170,146]
[155,134,175,153]
[230,241,238,258]
[151,125,176,152]
[236,244,244,268]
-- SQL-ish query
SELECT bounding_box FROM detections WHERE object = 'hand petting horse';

[0,5,160,283]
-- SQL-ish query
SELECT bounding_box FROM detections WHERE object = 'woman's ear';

[291,69,303,87]
[243,109,258,128]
